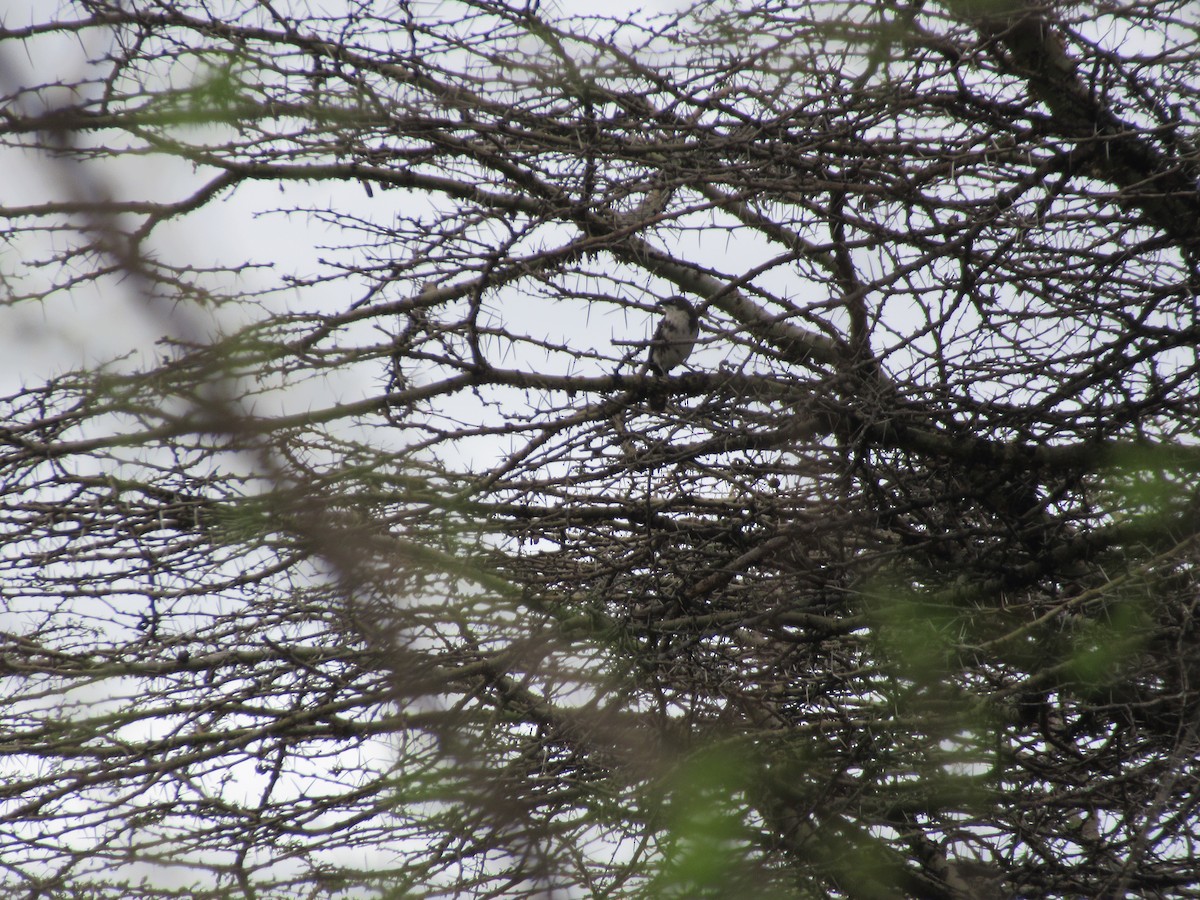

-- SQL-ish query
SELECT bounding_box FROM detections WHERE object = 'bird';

[646,295,699,409]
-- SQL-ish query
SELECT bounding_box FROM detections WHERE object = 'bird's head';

[656,295,695,314]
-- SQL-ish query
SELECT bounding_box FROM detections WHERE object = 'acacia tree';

[3,0,1200,897]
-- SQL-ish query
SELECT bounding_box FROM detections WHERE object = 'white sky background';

[0,0,696,410]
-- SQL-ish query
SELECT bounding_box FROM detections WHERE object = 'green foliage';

[1065,595,1151,690]
[645,746,764,899]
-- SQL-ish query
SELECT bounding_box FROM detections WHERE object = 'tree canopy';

[3,0,1200,897]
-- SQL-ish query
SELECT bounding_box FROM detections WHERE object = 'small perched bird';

[648,296,699,375]
[646,295,699,409]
